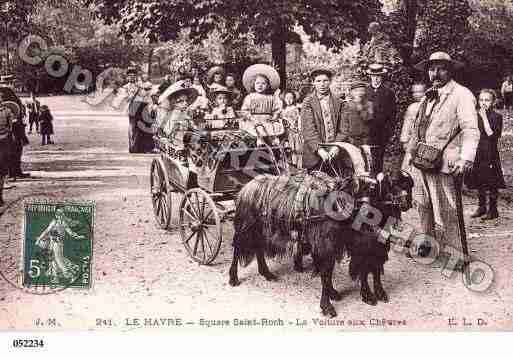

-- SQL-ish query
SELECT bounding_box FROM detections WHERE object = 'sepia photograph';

[1,0,513,353]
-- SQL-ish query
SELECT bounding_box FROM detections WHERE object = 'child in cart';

[205,85,236,129]
[157,80,199,153]
[281,90,303,168]
[240,64,283,146]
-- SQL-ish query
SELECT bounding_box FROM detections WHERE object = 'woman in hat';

[465,89,505,220]
[240,64,283,145]
[0,99,17,207]
[157,80,199,152]
[39,105,54,145]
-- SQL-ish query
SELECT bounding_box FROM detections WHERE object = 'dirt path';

[0,96,512,331]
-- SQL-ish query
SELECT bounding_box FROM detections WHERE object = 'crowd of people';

[142,51,506,263]
[1,50,508,266]
[0,84,55,207]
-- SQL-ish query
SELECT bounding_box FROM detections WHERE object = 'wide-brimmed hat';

[414,51,464,72]
[141,81,153,90]
[310,68,334,80]
[159,80,199,105]
[365,63,388,76]
[207,66,226,84]
[0,101,21,118]
[126,67,138,75]
[242,64,281,93]
[209,85,233,100]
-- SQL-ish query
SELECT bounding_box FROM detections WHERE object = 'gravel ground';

[0,96,512,332]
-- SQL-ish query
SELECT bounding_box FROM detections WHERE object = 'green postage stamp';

[22,201,95,289]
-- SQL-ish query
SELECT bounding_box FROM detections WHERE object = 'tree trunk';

[271,25,287,89]
[147,47,154,77]
[400,0,418,65]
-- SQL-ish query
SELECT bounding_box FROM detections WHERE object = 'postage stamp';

[22,201,94,289]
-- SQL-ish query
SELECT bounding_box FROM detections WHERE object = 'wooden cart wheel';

[150,158,173,229]
[179,188,222,265]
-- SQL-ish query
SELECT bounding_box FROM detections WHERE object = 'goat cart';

[150,114,289,264]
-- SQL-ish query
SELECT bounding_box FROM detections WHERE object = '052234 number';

[12,339,44,348]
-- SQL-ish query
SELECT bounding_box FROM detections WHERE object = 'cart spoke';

[192,192,203,219]
[182,207,197,222]
[161,195,169,221]
[151,169,159,187]
[156,196,163,217]
[159,199,166,223]
[200,230,206,262]
[192,232,200,256]
[183,230,196,244]
[185,197,200,218]
[202,208,214,224]
[203,227,216,256]
[200,195,206,218]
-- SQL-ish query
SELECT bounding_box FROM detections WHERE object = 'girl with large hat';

[156,80,199,152]
[240,64,284,145]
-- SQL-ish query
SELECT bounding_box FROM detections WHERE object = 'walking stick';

[453,175,471,284]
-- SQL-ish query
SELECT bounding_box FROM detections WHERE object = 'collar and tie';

[318,94,335,142]
[425,88,439,101]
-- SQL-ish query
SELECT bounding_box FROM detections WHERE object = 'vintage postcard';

[1,2,513,352]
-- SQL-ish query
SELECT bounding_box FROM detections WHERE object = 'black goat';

[228,166,413,317]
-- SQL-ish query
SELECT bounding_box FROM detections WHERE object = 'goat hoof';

[229,278,241,287]
[321,304,337,318]
[375,288,389,303]
[328,289,343,301]
[362,292,378,306]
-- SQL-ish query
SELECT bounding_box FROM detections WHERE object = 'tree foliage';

[86,0,382,87]
[9,0,145,93]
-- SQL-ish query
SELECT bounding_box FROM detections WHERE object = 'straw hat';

[207,66,225,84]
[158,80,199,105]
[414,51,464,72]
[242,64,281,93]
[141,81,153,90]
[0,101,20,118]
[365,63,388,76]
[126,67,138,75]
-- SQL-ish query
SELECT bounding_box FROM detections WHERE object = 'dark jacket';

[337,100,374,146]
[366,84,396,147]
[465,109,505,189]
[301,91,342,169]
[39,111,54,135]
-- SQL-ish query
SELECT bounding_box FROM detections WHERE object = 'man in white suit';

[404,52,479,265]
